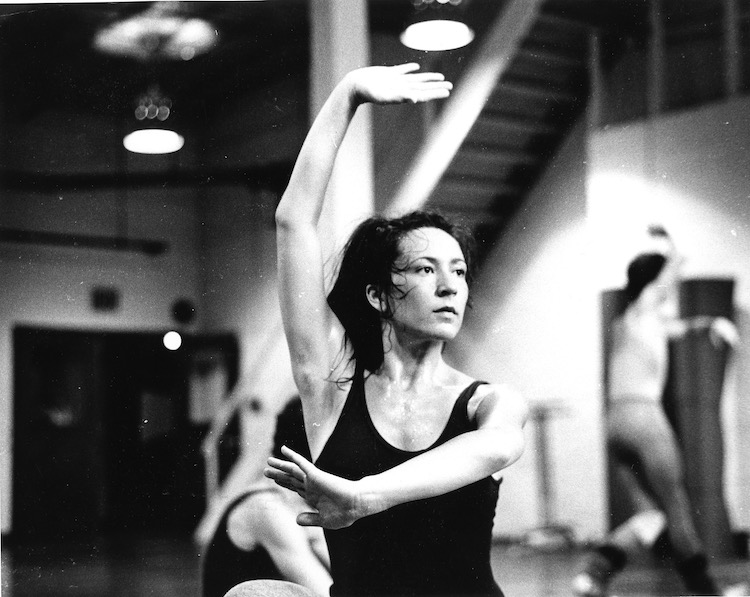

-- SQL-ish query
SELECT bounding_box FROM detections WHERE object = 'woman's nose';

[436,274,458,296]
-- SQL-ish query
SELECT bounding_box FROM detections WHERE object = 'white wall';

[448,120,607,540]
[589,95,750,531]
[446,95,750,542]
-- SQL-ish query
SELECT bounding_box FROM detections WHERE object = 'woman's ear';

[365,284,385,312]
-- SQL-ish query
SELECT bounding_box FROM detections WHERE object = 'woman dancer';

[264,63,528,597]
[573,226,740,596]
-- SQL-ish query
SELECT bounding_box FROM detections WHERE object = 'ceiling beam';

[385,0,544,216]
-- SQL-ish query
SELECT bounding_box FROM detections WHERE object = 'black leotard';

[315,370,503,597]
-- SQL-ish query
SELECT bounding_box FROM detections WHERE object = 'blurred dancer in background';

[573,226,742,597]
[201,397,331,597]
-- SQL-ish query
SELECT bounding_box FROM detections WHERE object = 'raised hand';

[265,446,370,530]
[347,63,452,106]
[709,317,739,348]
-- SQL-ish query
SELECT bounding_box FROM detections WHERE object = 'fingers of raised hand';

[392,62,421,74]
[410,82,452,103]
[354,65,451,104]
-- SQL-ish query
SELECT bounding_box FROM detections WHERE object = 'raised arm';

[265,385,527,529]
[667,315,739,348]
[275,64,452,448]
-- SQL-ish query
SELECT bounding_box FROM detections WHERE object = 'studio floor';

[2,530,748,597]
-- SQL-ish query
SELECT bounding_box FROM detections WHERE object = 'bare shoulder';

[226,489,280,550]
[468,382,529,425]
[229,488,286,526]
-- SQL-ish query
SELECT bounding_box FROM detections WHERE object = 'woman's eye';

[455,269,466,277]
[417,266,434,274]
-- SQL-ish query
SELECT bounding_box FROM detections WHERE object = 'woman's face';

[386,227,469,342]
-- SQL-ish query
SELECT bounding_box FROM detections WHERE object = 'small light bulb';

[163,331,182,351]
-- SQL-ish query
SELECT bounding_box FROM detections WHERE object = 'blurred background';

[1,0,749,594]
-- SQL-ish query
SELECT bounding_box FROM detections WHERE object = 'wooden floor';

[2,531,748,597]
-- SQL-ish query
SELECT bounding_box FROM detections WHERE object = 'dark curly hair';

[327,210,474,378]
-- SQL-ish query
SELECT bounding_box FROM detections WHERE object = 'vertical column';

[644,0,664,188]
[587,31,603,132]
[723,0,741,96]
[669,278,736,558]
[310,0,373,267]
[647,0,665,117]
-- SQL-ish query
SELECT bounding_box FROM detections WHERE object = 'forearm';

[275,74,360,228]
[359,427,524,515]
[669,315,715,337]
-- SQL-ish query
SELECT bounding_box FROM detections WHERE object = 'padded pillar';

[666,278,735,558]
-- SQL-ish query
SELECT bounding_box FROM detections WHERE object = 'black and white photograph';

[1,1,749,596]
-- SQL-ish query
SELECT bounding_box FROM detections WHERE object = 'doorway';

[11,327,238,541]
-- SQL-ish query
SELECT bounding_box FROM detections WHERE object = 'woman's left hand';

[347,63,452,106]
[265,446,368,530]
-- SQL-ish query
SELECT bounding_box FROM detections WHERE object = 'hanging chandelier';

[94,1,218,62]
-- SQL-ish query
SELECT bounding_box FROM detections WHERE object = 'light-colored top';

[608,312,669,402]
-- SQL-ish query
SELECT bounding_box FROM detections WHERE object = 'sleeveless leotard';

[315,370,503,597]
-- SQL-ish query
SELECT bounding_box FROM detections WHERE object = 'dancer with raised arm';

[202,397,331,597]
[263,63,528,597]
[573,226,743,597]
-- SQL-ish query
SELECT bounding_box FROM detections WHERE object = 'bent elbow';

[275,203,294,231]
[490,429,525,471]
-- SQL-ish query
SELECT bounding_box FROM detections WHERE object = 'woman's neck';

[377,335,447,390]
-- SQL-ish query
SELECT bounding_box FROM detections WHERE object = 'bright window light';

[123,129,184,154]
[400,20,474,52]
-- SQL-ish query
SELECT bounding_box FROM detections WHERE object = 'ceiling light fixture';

[94,1,218,62]
[123,86,184,154]
[400,0,474,52]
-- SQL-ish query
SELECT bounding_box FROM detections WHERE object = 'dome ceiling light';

[401,0,474,52]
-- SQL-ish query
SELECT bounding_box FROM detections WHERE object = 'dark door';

[12,328,106,539]
[12,327,238,540]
